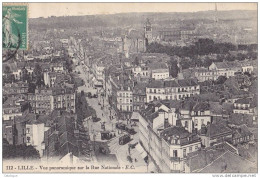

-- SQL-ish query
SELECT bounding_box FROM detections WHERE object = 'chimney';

[164,118,169,129]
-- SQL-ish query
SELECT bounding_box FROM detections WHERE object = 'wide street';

[71,46,157,172]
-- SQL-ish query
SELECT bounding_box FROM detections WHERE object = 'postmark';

[2,4,28,50]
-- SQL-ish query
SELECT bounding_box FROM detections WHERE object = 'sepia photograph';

[2,2,258,174]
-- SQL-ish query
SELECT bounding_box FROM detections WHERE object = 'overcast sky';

[29,3,257,18]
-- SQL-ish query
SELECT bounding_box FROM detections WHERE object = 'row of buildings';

[3,109,90,162]
[137,99,256,173]
[3,37,86,163]
[195,61,254,82]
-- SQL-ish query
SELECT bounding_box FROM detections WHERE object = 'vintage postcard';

[2,2,258,174]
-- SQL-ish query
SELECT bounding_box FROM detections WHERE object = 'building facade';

[146,79,200,103]
[28,87,76,115]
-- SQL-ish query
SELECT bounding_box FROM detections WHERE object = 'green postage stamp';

[2,4,28,50]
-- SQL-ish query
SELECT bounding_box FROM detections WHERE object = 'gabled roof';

[233,124,253,139]
[199,151,257,173]
[161,126,200,146]
[186,148,225,172]
[139,101,169,123]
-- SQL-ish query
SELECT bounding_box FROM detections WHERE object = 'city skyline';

[29,2,257,18]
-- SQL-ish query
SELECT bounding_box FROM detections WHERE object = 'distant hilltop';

[29,10,257,30]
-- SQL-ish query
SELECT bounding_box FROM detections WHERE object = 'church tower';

[144,18,152,44]
[214,3,218,24]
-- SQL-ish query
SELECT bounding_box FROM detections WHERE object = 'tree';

[65,58,73,72]
[169,60,179,78]
[203,58,213,68]
[3,73,15,84]
[33,63,44,87]
[28,82,36,93]
[3,65,11,74]
[3,142,40,160]
[76,93,96,122]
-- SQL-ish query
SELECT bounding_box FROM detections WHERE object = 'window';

[194,119,198,126]
[195,145,198,150]
[173,150,177,157]
[185,121,188,128]
[26,128,30,134]
[189,147,192,153]
[26,137,31,143]
[183,149,186,157]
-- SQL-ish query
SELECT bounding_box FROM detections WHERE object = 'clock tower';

[144,18,152,44]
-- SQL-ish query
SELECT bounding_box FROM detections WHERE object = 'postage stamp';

[2,4,28,50]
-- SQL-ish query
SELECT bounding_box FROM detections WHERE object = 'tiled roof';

[235,98,251,105]
[233,124,253,139]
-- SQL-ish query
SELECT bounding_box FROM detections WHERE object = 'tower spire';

[214,3,218,24]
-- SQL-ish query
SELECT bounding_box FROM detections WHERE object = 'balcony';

[170,157,180,162]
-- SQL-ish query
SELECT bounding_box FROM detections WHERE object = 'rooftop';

[201,123,232,138]
[235,98,252,105]
[147,78,198,88]
[160,126,200,146]
[199,151,257,173]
